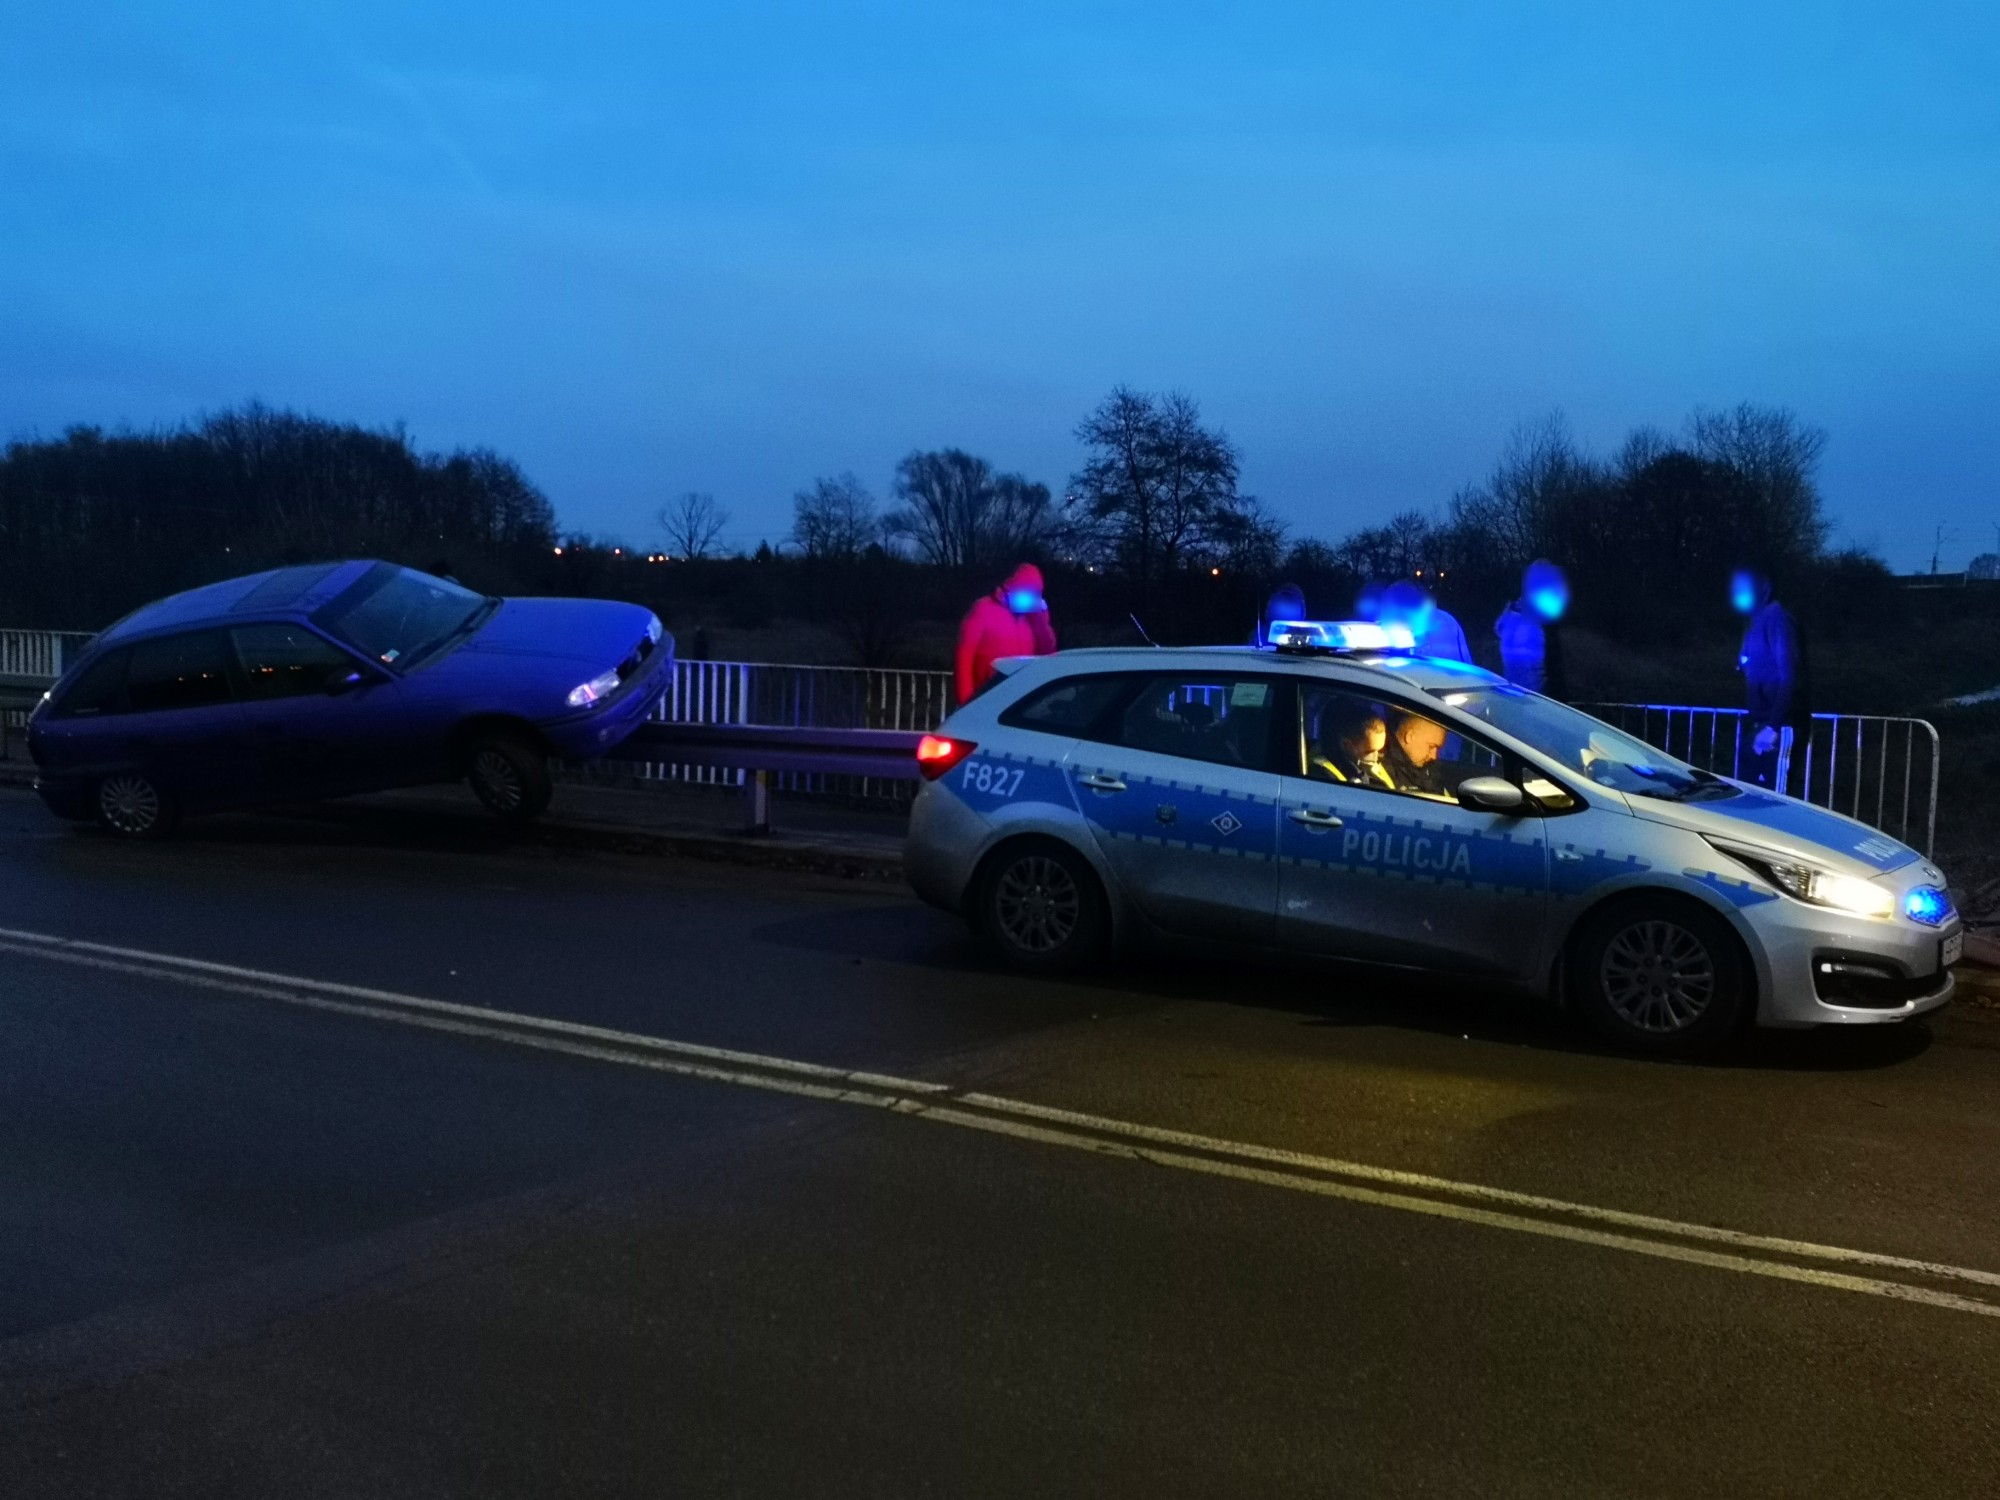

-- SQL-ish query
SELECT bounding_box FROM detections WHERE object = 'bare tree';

[1069,387,1242,610]
[1685,403,1829,564]
[659,491,730,560]
[883,449,1058,570]
[790,473,878,560]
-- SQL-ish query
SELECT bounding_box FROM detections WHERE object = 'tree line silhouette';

[1,394,1886,674]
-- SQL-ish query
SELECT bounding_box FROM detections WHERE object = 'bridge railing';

[628,659,955,799]
[1584,703,1939,856]
[0,630,93,680]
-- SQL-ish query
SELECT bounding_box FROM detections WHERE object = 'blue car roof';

[100,561,376,643]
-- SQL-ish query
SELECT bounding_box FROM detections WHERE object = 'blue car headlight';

[1903,886,1954,927]
[566,668,621,709]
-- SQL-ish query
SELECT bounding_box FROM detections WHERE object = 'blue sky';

[4,2,1997,569]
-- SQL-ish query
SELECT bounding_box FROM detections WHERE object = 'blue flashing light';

[1267,619,1415,652]
[1904,885,1954,927]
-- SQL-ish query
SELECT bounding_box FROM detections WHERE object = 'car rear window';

[1105,674,1281,771]
[55,650,129,717]
[124,631,236,714]
[999,674,1130,736]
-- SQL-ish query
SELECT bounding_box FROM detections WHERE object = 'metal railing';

[0,629,93,680]
[634,659,954,799]
[1586,703,1940,856]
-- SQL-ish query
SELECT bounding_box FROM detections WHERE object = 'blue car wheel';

[96,772,179,841]
[466,733,553,822]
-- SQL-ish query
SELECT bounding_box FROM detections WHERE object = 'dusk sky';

[5,3,1996,571]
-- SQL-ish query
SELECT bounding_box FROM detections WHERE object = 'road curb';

[228,794,910,882]
[0,767,906,881]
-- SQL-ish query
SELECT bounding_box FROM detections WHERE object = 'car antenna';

[1129,613,1159,647]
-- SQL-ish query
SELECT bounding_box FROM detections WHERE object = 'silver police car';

[906,626,1962,1056]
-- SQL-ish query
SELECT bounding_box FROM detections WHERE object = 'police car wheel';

[1570,900,1747,1056]
[466,735,553,821]
[977,840,1106,973]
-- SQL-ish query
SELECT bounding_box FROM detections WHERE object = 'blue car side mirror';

[326,669,374,696]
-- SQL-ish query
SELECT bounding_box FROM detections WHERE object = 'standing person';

[1253,582,1308,646]
[1354,579,1386,623]
[1380,579,1474,663]
[955,562,1058,704]
[1495,559,1571,698]
[1731,563,1810,794]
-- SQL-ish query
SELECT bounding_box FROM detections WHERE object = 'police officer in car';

[1311,702,1395,788]
[1383,712,1451,797]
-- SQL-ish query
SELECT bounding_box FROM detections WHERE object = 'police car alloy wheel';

[978,840,1106,972]
[96,773,176,840]
[1571,900,1747,1055]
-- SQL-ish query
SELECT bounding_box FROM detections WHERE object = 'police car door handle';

[1076,773,1127,793]
[1288,808,1344,829]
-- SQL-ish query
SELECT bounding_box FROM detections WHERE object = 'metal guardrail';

[0,632,1948,852]
[612,722,922,832]
[639,660,953,799]
[0,630,93,680]
[1586,703,1939,857]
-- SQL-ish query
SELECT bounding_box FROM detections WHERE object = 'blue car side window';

[232,624,359,700]
[124,632,236,714]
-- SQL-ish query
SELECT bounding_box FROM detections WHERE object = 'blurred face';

[1006,587,1042,614]
[1729,571,1760,615]
[1528,582,1569,621]
[1397,717,1447,766]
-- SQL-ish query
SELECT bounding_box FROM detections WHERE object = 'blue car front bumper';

[539,635,676,761]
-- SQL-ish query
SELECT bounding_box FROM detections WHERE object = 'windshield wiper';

[404,597,499,667]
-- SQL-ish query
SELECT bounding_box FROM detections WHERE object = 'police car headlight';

[1706,838,1895,920]
[566,668,621,708]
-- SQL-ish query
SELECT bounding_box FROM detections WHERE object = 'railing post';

[743,768,771,835]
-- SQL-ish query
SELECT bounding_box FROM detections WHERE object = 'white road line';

[5,924,1999,1319]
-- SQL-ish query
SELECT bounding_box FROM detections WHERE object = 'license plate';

[1942,931,1964,968]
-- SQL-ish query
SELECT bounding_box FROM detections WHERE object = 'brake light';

[916,734,976,780]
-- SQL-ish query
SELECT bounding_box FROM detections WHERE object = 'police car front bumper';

[1741,895,1960,1028]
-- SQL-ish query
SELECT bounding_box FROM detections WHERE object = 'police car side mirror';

[1456,776,1526,814]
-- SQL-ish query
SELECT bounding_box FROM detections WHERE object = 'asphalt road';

[3,788,1998,1497]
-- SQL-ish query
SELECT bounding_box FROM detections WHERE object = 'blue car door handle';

[1076,773,1127,793]
[1287,808,1344,829]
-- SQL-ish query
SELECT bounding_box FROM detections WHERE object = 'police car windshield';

[1430,686,1731,802]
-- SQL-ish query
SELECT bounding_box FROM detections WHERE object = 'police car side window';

[1299,686,1508,806]
[999,674,1129,737]
[1110,675,1278,771]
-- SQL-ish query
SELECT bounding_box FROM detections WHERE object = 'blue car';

[28,561,674,838]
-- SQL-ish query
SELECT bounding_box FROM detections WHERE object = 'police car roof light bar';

[1265,619,1416,653]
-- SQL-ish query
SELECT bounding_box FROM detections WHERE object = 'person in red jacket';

[955,562,1058,704]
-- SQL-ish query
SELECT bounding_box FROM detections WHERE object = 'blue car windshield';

[316,565,494,668]
[1429,684,1734,803]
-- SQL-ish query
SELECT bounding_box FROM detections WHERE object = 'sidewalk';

[0,744,908,879]
[325,778,908,879]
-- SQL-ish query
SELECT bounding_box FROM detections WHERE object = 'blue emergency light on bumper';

[1904,886,1954,926]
